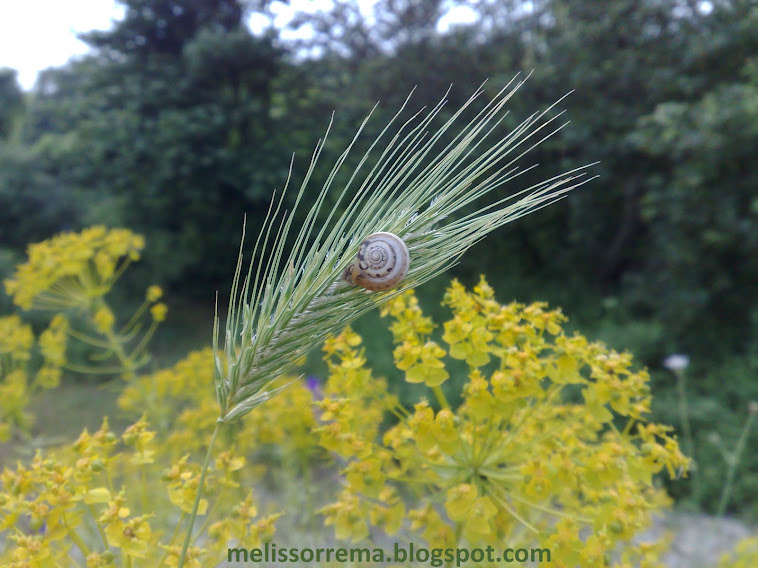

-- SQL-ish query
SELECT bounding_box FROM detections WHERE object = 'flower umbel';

[316,280,689,565]
[214,76,596,423]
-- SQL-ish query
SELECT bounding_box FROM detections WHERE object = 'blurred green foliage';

[1,0,757,516]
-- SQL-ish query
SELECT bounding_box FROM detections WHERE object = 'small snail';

[343,232,410,291]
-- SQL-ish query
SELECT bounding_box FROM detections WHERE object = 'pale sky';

[0,0,477,91]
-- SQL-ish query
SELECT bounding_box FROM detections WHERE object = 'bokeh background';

[1,0,757,523]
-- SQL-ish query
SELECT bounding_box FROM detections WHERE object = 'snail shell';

[343,232,410,291]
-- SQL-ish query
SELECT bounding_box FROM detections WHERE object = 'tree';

[27,0,291,292]
[628,5,758,357]
[0,69,24,141]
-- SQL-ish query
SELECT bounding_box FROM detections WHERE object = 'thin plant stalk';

[716,403,757,517]
[177,419,221,567]
[432,385,451,410]
[674,369,700,503]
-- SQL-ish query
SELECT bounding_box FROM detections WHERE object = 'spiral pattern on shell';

[343,232,410,291]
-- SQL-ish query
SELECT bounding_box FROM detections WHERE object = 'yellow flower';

[98,493,131,524]
[445,483,478,522]
[406,341,449,387]
[146,285,163,302]
[94,250,116,280]
[34,365,61,389]
[0,422,11,442]
[461,496,497,542]
[160,545,205,568]
[84,487,112,504]
[248,513,281,547]
[215,451,245,473]
[86,550,118,567]
[8,534,53,565]
[443,314,491,366]
[345,458,385,498]
[319,491,369,541]
[150,303,168,322]
[409,504,455,548]
[369,487,405,535]
[37,314,68,367]
[442,315,470,345]
[164,456,209,515]
[104,515,151,558]
[93,307,116,334]
[0,315,34,361]
[719,537,758,568]
[122,417,156,465]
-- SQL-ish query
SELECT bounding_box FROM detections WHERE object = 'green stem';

[157,512,186,568]
[62,362,127,374]
[86,503,109,549]
[177,419,222,568]
[119,298,150,336]
[488,489,539,534]
[675,370,700,503]
[621,417,636,436]
[131,319,160,360]
[193,494,221,542]
[505,491,592,523]
[717,409,756,517]
[103,326,135,381]
[65,327,113,348]
[63,511,91,558]
[302,454,314,524]
[432,385,450,410]
[90,297,137,381]
[141,466,148,514]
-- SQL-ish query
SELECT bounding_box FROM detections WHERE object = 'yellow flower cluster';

[4,226,144,310]
[119,348,322,466]
[0,314,67,440]
[0,314,34,360]
[0,417,279,568]
[2,227,167,383]
[119,349,216,428]
[316,329,406,541]
[242,376,320,454]
[317,278,689,567]
[382,292,449,388]
[0,233,694,568]
[719,536,758,568]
